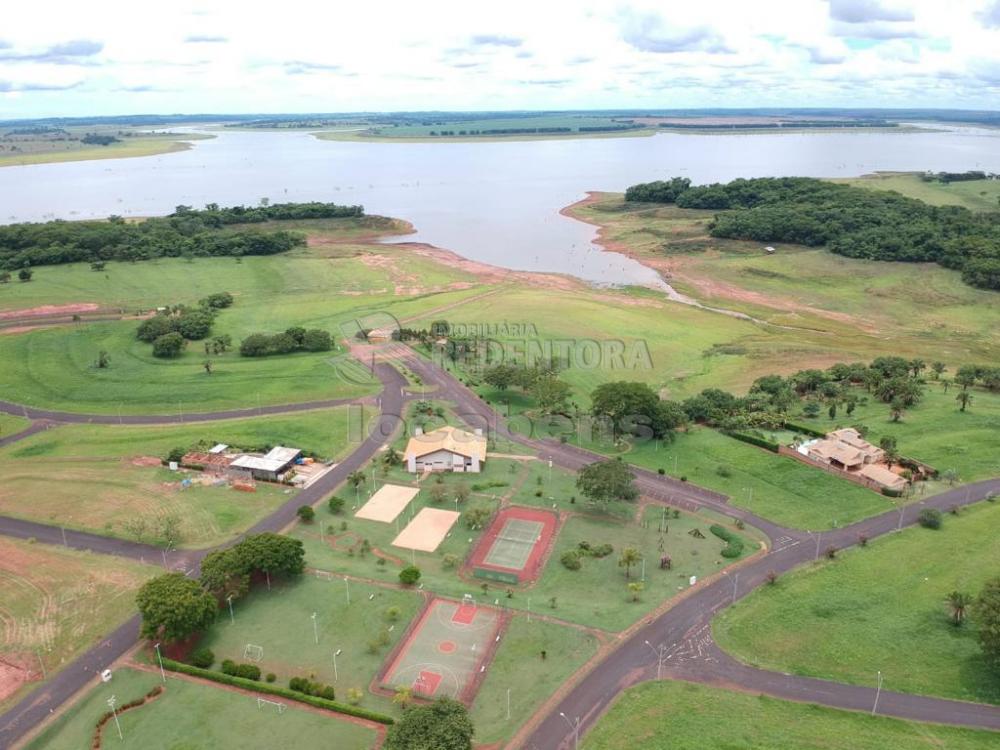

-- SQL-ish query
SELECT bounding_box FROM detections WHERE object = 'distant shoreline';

[0,133,213,169]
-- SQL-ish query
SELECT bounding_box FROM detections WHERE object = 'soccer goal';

[462,594,475,606]
[244,643,264,662]
[257,697,286,714]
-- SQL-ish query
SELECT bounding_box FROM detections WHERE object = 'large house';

[805,427,884,471]
[404,426,487,473]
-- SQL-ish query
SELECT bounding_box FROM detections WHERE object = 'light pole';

[226,594,235,625]
[311,612,318,645]
[814,531,822,560]
[154,642,166,683]
[559,712,580,750]
[872,670,883,716]
[506,687,511,720]
[344,576,351,605]
[107,695,123,740]
[732,572,739,604]
[644,640,668,680]
[333,648,342,682]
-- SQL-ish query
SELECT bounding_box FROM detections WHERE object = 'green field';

[582,680,1000,750]
[470,615,600,745]
[0,408,356,548]
[25,667,376,750]
[714,501,1000,705]
[0,538,159,712]
[196,575,423,716]
[0,130,212,167]
[0,413,31,438]
[839,173,1000,212]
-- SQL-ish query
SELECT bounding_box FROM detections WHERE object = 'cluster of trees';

[136,292,233,358]
[81,132,120,145]
[590,381,686,441]
[483,362,572,414]
[624,176,1000,290]
[920,170,994,184]
[239,326,333,357]
[136,533,304,643]
[385,697,474,750]
[576,459,639,510]
[0,201,362,270]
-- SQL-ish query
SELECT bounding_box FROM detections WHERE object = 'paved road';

[0,419,57,449]
[0,394,370,425]
[0,363,408,749]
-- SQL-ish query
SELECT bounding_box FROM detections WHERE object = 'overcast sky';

[1,0,999,118]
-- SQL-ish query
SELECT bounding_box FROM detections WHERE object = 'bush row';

[709,525,745,558]
[160,658,393,724]
[782,420,827,438]
[239,327,332,357]
[723,431,780,453]
[289,675,337,700]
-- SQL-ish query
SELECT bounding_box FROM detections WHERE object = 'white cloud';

[0,0,997,118]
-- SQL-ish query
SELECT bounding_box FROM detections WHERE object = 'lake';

[3,125,999,288]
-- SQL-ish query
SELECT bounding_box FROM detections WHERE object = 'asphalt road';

[0,363,407,749]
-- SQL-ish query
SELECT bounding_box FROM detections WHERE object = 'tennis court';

[467,506,558,584]
[380,598,502,702]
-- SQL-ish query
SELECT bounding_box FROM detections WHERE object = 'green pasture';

[25,667,376,750]
[583,679,1000,750]
[714,500,1000,704]
[839,172,1000,212]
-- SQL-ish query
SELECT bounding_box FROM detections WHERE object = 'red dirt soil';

[0,303,100,320]
[465,506,559,583]
[0,653,37,703]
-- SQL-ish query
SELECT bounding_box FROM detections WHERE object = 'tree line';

[624,176,1000,291]
[136,292,234,358]
[0,201,364,270]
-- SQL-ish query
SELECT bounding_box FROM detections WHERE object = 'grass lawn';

[0,413,31,438]
[0,538,159,713]
[0,408,357,548]
[470,615,600,745]
[714,501,1000,705]
[25,667,377,750]
[527,504,757,631]
[196,575,423,717]
[618,427,895,530]
[582,679,1000,750]
[839,173,1000,213]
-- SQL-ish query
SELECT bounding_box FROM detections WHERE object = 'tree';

[239,333,272,357]
[203,359,213,375]
[385,698,474,750]
[973,577,1000,671]
[137,314,176,342]
[18,268,32,282]
[199,548,250,600]
[399,565,421,586]
[879,436,899,469]
[889,397,906,422]
[348,470,365,489]
[136,573,217,642]
[954,365,978,390]
[576,460,638,510]
[152,332,186,358]
[429,484,448,504]
[328,496,345,514]
[301,328,332,352]
[918,508,942,529]
[483,364,519,391]
[453,483,471,504]
[931,361,946,380]
[532,376,572,414]
[618,546,641,579]
[238,533,306,578]
[297,505,315,523]
[0,271,10,283]
[96,350,110,369]
[429,320,450,336]
[946,591,973,626]
[627,581,644,602]
[591,381,678,439]
[956,391,972,412]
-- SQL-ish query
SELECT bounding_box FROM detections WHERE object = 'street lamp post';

[311,612,318,645]
[644,640,668,680]
[226,594,235,625]
[107,696,123,741]
[872,670,884,716]
[344,576,351,605]
[154,642,166,683]
[333,648,342,682]
[559,712,580,750]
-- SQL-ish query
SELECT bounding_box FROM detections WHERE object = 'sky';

[1,0,999,118]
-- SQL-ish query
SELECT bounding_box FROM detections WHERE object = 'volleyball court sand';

[355,484,420,523]
[391,508,460,552]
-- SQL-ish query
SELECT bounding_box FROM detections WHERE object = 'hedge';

[782,421,826,438]
[723,431,779,453]
[881,487,903,498]
[160,658,393,724]
[709,524,745,558]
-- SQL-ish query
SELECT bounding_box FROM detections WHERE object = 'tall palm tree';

[946,591,973,626]
[619,547,641,579]
[956,391,972,412]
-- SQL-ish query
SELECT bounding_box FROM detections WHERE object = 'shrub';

[165,446,187,464]
[825,546,838,559]
[221,659,237,676]
[766,570,778,585]
[152,332,186,358]
[591,543,613,558]
[560,550,582,570]
[189,648,214,669]
[328,496,345,514]
[442,553,459,569]
[399,565,421,585]
[297,505,315,523]
[384,606,401,622]
[716,465,732,477]
[235,663,261,681]
[709,524,745,558]
[918,508,943,529]
[657,468,665,475]
[266,672,276,683]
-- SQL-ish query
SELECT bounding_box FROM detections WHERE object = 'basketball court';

[381,598,502,702]
[392,508,460,553]
[467,506,558,584]
[355,484,420,523]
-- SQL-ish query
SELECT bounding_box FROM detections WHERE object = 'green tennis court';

[483,518,544,570]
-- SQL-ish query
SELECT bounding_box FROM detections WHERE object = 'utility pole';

[107,696,123,741]
[872,670,884,716]
[644,640,668,680]
[559,712,580,750]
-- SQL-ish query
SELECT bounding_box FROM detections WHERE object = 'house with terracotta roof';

[858,463,907,492]
[404,425,487,473]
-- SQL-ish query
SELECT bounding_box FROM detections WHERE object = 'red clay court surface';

[466,506,558,583]
[381,598,503,702]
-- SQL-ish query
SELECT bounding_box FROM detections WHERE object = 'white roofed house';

[404,426,487,473]
[229,446,302,482]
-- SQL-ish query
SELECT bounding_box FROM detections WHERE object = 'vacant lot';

[0,408,356,548]
[714,501,1000,704]
[0,538,158,712]
[25,667,377,750]
[582,680,1000,750]
[197,575,423,716]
